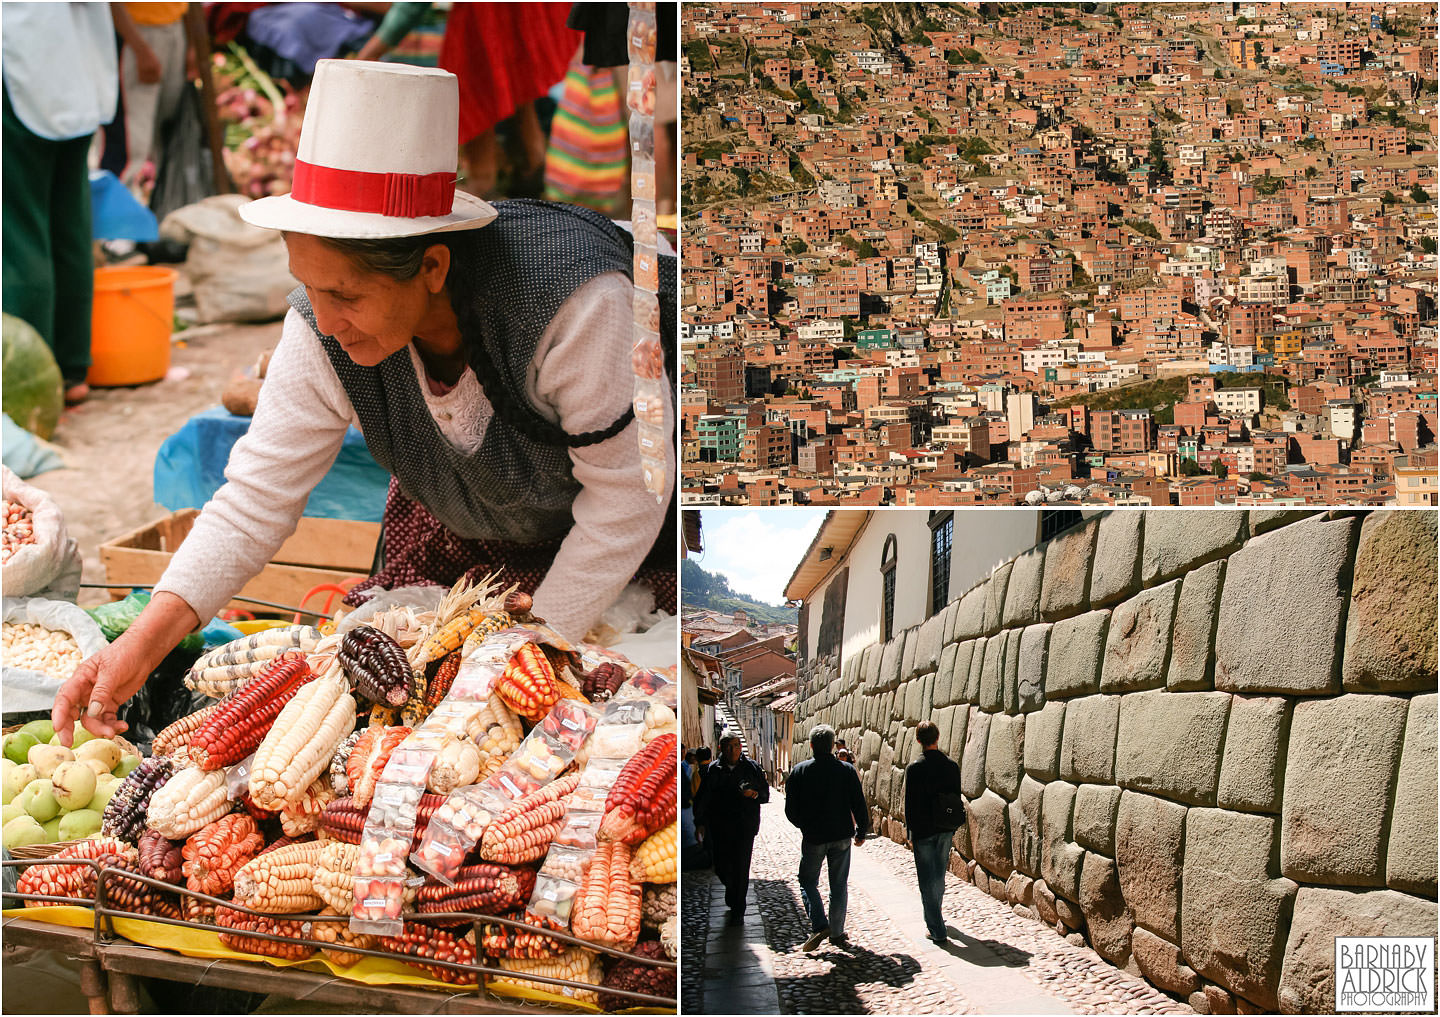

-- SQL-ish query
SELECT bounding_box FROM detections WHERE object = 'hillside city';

[679,2,1439,507]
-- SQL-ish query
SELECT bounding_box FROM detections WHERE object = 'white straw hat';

[238,60,497,239]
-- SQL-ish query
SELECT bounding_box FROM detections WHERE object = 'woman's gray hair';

[809,723,836,755]
[284,231,452,281]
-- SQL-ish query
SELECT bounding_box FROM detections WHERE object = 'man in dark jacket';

[784,723,869,950]
[696,734,769,918]
[904,720,964,943]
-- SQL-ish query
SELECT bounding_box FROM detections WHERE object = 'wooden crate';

[98,509,381,616]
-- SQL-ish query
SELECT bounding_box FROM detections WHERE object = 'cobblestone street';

[685,791,1195,1015]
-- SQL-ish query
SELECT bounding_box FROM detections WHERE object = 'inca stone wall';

[793,510,1438,1014]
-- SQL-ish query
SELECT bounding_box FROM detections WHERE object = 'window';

[880,533,898,642]
[1040,508,1084,543]
[928,511,953,616]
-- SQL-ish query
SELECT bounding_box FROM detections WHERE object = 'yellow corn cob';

[493,948,604,1005]
[467,693,523,779]
[145,767,231,839]
[630,823,677,884]
[313,840,358,914]
[249,671,356,811]
[459,611,515,656]
[369,703,399,727]
[415,606,491,668]
[399,669,429,727]
[232,840,327,913]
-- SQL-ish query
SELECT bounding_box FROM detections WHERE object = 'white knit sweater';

[153,272,674,641]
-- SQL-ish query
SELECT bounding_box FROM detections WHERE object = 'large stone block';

[1182,809,1298,1012]
[901,625,920,682]
[1215,518,1354,694]
[1116,690,1230,806]
[956,638,982,704]
[1073,784,1122,855]
[1132,927,1200,997]
[1001,627,1024,715]
[874,740,896,812]
[978,633,1006,713]
[1040,780,1082,901]
[1060,694,1120,784]
[862,642,882,692]
[941,598,961,647]
[1090,511,1144,607]
[1040,517,1100,620]
[915,610,946,676]
[1282,694,1408,887]
[1011,776,1045,877]
[1003,546,1046,628]
[1249,509,1313,535]
[1343,511,1438,692]
[860,731,882,771]
[879,635,904,692]
[1168,559,1224,691]
[903,673,926,723]
[1017,623,1050,713]
[1278,887,1439,1014]
[982,561,1013,636]
[1116,791,1187,941]
[953,583,987,642]
[1046,609,1109,699]
[960,707,991,799]
[968,789,1012,878]
[1388,693,1436,897]
[1218,695,1290,814]
[935,641,958,706]
[1024,700,1065,781]
[1080,851,1133,966]
[946,701,969,762]
[1142,511,1246,585]
[986,713,1025,800]
[1102,579,1180,693]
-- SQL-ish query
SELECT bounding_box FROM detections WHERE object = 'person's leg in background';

[914,830,950,941]
[797,839,829,937]
[48,126,97,401]
[825,839,852,942]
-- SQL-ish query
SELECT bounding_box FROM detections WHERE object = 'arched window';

[880,534,898,642]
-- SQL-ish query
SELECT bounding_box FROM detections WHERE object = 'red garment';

[439,3,581,143]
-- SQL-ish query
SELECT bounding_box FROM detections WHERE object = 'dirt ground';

[31,303,281,608]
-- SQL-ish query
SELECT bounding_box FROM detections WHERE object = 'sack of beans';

[0,466,79,600]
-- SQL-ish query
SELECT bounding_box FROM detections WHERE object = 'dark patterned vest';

[289,199,675,546]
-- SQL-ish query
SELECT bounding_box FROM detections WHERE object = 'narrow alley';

[684,790,1196,1016]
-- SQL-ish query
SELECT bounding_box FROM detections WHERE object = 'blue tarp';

[153,407,389,521]
[89,170,158,242]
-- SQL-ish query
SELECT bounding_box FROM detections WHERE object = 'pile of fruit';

[3,720,142,847]
[9,577,677,1010]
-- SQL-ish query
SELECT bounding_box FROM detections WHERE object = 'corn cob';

[581,662,627,702]
[329,729,361,795]
[318,793,446,846]
[379,924,479,984]
[255,832,314,857]
[660,916,677,959]
[17,838,137,906]
[188,653,313,770]
[102,755,178,842]
[427,734,481,795]
[183,894,219,927]
[467,693,523,779]
[459,611,515,656]
[104,857,185,921]
[151,703,222,760]
[630,823,677,884]
[641,702,678,744]
[641,883,677,929]
[186,626,321,688]
[215,906,316,961]
[249,670,356,811]
[599,734,677,846]
[495,643,582,722]
[138,829,185,884]
[414,863,537,917]
[345,725,412,808]
[479,773,581,865]
[279,775,335,836]
[399,672,430,727]
[231,839,327,913]
[424,650,461,710]
[571,841,642,950]
[492,948,603,1005]
[182,813,265,897]
[313,840,359,913]
[146,767,232,839]
[479,915,568,959]
[415,605,493,669]
[338,625,412,706]
[312,906,377,967]
[599,940,674,1010]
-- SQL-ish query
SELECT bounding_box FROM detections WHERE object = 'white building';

[1214,387,1263,416]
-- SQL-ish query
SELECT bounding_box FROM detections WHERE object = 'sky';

[697,509,828,606]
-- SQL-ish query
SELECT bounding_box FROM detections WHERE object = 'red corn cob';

[424,651,462,710]
[106,858,185,921]
[182,813,265,897]
[345,725,412,808]
[152,702,222,759]
[138,830,185,884]
[215,906,315,961]
[599,733,678,846]
[319,793,445,845]
[380,924,479,984]
[414,863,536,916]
[504,591,533,616]
[479,915,569,959]
[188,653,314,769]
[255,832,314,858]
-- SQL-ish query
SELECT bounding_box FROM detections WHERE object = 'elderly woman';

[55,60,674,744]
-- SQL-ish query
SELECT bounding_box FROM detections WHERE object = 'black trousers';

[711,827,756,912]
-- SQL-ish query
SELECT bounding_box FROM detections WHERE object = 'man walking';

[904,720,964,944]
[697,735,768,919]
[784,724,869,951]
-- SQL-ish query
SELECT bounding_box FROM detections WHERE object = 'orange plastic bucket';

[87,266,177,386]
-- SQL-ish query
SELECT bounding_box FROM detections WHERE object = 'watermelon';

[2,314,63,440]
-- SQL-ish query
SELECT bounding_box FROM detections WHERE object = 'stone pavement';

[685,791,1195,1015]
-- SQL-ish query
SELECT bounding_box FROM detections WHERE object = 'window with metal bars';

[880,533,898,642]
[929,511,953,616]
[1040,508,1085,543]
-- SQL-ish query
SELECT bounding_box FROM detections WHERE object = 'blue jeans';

[798,838,851,938]
[913,831,952,939]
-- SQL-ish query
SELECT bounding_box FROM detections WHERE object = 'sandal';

[63,382,90,406]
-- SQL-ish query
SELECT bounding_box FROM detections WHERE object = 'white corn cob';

[313,840,358,913]
[232,840,327,913]
[249,669,356,811]
[186,627,322,696]
[279,775,335,836]
[146,767,231,839]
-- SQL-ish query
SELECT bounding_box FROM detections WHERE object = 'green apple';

[112,754,141,778]
[40,816,61,841]
[28,743,73,779]
[2,815,46,850]
[89,774,120,815]
[3,763,38,804]
[75,739,121,772]
[19,779,60,823]
[3,732,38,766]
[1,803,24,825]
[57,809,102,840]
[51,761,97,811]
[18,719,54,745]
